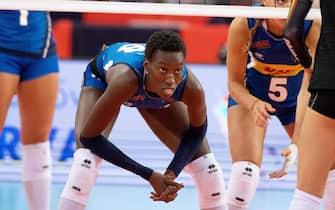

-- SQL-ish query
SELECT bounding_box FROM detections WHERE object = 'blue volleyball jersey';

[0,10,56,57]
[245,18,312,108]
[92,42,188,109]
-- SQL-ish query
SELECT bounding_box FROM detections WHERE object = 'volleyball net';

[0,0,320,19]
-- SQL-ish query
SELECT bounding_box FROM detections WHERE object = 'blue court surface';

[0,182,295,210]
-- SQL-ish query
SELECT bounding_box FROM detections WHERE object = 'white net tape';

[0,0,320,19]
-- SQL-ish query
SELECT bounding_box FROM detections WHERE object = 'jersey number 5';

[268,77,288,102]
[19,10,28,26]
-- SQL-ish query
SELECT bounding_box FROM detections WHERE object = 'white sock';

[57,197,86,210]
[24,178,51,210]
[324,169,335,210]
[288,189,321,210]
[22,141,52,210]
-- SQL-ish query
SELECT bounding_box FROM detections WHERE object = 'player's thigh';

[227,104,267,165]
[0,72,19,131]
[18,73,59,144]
[75,86,118,147]
[138,102,210,156]
[283,122,295,138]
[297,108,335,197]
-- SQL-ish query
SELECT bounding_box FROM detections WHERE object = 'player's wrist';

[250,98,259,111]
[164,169,176,180]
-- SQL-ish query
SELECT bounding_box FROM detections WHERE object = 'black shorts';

[309,90,335,119]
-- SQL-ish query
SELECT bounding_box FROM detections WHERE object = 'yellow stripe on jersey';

[252,59,304,76]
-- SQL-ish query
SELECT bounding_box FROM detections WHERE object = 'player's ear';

[144,59,150,69]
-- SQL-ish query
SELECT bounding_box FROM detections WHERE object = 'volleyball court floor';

[0,182,295,210]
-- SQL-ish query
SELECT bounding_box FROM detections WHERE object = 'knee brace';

[184,153,226,210]
[324,169,335,210]
[22,141,52,181]
[61,148,102,205]
[226,161,260,209]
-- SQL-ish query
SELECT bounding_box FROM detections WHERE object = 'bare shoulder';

[227,17,250,52]
[104,63,139,102]
[182,67,205,106]
[106,63,138,87]
[228,17,250,38]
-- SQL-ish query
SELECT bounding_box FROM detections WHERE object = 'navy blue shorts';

[309,90,335,119]
[228,95,296,125]
[0,51,59,81]
[82,64,107,91]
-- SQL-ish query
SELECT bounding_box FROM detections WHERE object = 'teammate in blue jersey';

[0,10,59,210]
[57,31,227,210]
[285,0,335,210]
[225,0,320,209]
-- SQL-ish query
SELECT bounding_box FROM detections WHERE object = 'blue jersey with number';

[244,18,312,108]
[0,10,56,57]
[87,42,188,109]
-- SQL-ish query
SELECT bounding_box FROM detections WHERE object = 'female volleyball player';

[57,31,227,210]
[0,10,59,210]
[225,0,320,209]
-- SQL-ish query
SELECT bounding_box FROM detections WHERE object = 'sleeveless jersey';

[309,0,335,90]
[0,10,56,57]
[245,18,312,108]
[92,42,188,109]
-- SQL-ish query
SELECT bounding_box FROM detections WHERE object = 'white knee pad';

[61,148,103,205]
[184,153,226,209]
[324,169,335,210]
[226,161,260,209]
[22,141,52,181]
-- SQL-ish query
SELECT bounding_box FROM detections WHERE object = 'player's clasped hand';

[251,99,276,127]
[148,171,184,203]
[269,144,298,179]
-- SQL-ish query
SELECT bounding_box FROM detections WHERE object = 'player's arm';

[292,18,321,145]
[164,68,207,178]
[80,64,154,180]
[284,0,314,68]
[227,17,258,110]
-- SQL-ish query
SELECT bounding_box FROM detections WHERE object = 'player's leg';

[289,108,335,210]
[58,65,117,210]
[58,86,110,210]
[59,87,101,210]
[226,104,267,210]
[138,102,226,210]
[17,55,58,210]
[0,52,20,136]
[0,72,18,133]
